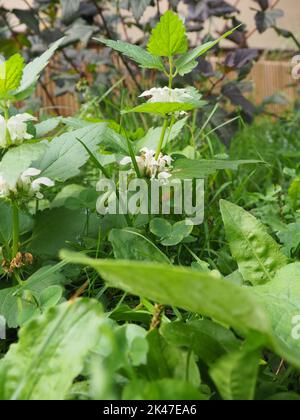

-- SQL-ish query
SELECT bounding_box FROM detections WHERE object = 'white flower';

[18,168,54,199]
[140,87,194,104]
[0,174,9,197]
[20,168,41,184]
[120,148,173,181]
[0,115,7,148]
[7,113,37,144]
[120,157,132,166]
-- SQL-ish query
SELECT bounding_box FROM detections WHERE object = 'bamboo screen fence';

[36,59,297,117]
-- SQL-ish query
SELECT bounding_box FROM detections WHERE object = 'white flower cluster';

[0,113,37,148]
[120,147,173,182]
[0,168,54,200]
[140,87,194,104]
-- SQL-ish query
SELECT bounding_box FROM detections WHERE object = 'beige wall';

[226,0,300,50]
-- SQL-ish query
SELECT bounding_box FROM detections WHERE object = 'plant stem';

[12,202,20,257]
[155,118,169,160]
[168,57,174,88]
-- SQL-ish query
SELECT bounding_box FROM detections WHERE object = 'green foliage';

[61,251,270,338]
[0,6,299,402]
[220,200,287,285]
[0,299,105,400]
[94,38,165,71]
[15,38,64,99]
[61,246,300,371]
[109,229,170,263]
[39,123,107,181]
[175,26,239,76]
[150,219,193,246]
[173,159,260,179]
[0,265,65,328]
[122,101,204,116]
[0,54,24,99]
[147,11,188,57]
[210,334,264,401]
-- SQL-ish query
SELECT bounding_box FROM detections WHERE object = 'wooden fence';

[36,59,297,117]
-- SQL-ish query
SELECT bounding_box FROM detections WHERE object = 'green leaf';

[61,251,270,337]
[51,185,98,211]
[0,299,104,400]
[30,207,99,258]
[94,38,164,71]
[0,54,24,99]
[220,200,287,285]
[163,221,193,246]
[175,27,239,76]
[253,262,300,368]
[0,264,65,328]
[210,334,263,401]
[35,117,63,138]
[150,218,172,239]
[15,38,65,98]
[150,219,193,247]
[147,11,188,57]
[0,142,48,187]
[277,223,300,256]
[60,252,300,369]
[161,320,240,365]
[172,158,260,179]
[145,330,201,387]
[109,229,170,264]
[135,117,187,152]
[125,324,149,367]
[0,201,32,245]
[122,102,204,116]
[38,123,107,181]
[123,379,208,400]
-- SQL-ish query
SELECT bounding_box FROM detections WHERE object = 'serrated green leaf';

[38,123,107,181]
[0,54,24,98]
[220,200,287,285]
[147,11,188,57]
[175,27,239,76]
[0,299,104,400]
[94,38,164,71]
[15,38,65,98]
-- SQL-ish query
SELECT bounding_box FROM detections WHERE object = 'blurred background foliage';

[0,0,299,142]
